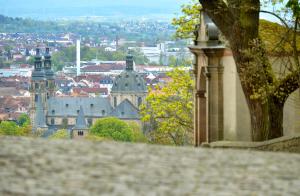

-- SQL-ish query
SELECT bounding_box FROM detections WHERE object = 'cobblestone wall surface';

[0,137,300,195]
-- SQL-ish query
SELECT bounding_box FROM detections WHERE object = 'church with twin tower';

[29,48,147,138]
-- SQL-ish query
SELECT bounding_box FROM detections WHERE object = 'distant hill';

[0,0,189,21]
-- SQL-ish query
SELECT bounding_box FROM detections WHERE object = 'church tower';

[29,48,47,130]
[44,48,55,99]
[111,53,147,109]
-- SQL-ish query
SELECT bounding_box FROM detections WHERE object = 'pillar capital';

[202,48,226,58]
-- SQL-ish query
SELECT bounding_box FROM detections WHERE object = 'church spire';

[74,106,87,130]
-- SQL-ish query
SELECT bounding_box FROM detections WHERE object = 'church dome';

[111,71,147,93]
[111,54,147,93]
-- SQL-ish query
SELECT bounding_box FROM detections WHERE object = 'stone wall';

[0,137,300,195]
[207,134,300,153]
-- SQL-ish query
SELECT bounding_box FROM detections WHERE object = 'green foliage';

[126,121,148,143]
[49,129,69,139]
[286,0,300,18]
[172,0,201,39]
[140,68,194,146]
[17,113,30,127]
[90,117,134,142]
[0,121,28,136]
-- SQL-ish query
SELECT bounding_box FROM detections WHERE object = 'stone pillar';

[189,48,208,146]
[204,49,224,142]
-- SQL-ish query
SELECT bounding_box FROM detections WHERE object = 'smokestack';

[76,39,81,76]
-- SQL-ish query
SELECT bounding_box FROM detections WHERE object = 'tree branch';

[274,71,300,103]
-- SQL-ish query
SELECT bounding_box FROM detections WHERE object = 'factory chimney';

[76,39,81,76]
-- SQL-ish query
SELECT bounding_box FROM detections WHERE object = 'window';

[66,104,69,107]
[114,97,117,107]
[52,110,55,114]
[47,93,49,99]
[102,110,105,116]
[35,94,38,102]
[88,118,93,127]
[51,118,55,125]
[125,83,128,87]
[46,81,48,87]
[77,110,80,114]
[90,104,94,107]
[138,97,142,107]
[78,131,84,136]
[35,83,39,89]
[121,112,125,116]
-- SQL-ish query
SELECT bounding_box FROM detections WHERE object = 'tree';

[172,0,202,39]
[90,117,134,142]
[17,113,30,127]
[140,68,194,145]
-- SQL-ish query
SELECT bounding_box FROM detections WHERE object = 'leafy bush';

[90,117,134,142]
[49,129,69,139]
[0,121,26,136]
